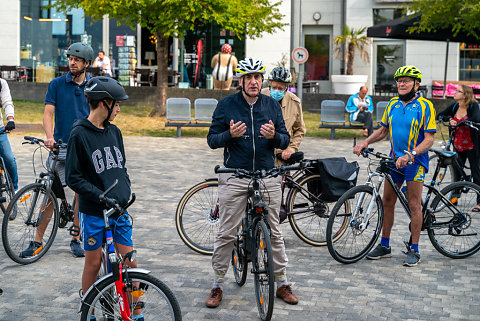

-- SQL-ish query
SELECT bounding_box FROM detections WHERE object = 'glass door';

[374,41,404,85]
[303,26,332,93]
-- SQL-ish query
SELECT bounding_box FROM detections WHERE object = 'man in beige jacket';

[261,67,306,165]
[211,44,238,90]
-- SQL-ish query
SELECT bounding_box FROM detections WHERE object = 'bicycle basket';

[312,157,359,202]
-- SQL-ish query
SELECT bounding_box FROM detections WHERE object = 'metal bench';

[165,98,217,137]
[318,100,389,140]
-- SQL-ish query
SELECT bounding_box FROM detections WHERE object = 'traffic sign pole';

[292,47,309,101]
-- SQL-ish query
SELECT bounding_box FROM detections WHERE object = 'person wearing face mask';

[206,57,298,308]
[353,66,436,267]
[261,67,306,166]
[346,86,374,137]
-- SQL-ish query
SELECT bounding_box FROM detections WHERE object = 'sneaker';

[403,250,421,267]
[205,287,223,308]
[276,284,299,305]
[19,241,43,258]
[366,244,392,260]
[70,239,85,257]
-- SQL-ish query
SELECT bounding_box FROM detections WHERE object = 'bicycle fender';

[78,268,152,313]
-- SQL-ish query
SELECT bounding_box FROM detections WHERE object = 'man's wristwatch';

[411,150,417,159]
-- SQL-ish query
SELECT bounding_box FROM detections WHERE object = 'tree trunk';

[346,42,355,76]
[149,32,169,117]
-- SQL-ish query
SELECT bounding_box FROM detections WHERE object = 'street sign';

[292,47,309,64]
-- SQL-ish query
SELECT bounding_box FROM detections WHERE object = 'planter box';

[331,75,368,95]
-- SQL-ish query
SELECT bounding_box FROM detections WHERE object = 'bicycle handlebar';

[214,163,303,179]
[439,117,480,131]
[99,179,136,213]
[23,136,66,149]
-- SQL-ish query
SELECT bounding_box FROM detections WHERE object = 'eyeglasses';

[68,57,84,63]
[396,79,414,84]
[270,85,287,91]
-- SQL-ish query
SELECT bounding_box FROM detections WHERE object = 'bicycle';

[0,128,15,215]
[326,147,480,264]
[176,157,350,255]
[425,118,480,190]
[79,179,182,321]
[1,136,76,264]
[215,164,300,321]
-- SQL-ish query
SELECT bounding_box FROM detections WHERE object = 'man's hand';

[353,141,368,156]
[396,154,410,169]
[45,137,56,150]
[230,120,246,138]
[260,120,275,139]
[282,149,293,160]
[5,120,15,132]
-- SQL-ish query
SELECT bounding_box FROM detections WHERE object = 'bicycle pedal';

[68,224,81,237]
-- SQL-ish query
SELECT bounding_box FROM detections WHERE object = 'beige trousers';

[212,173,288,283]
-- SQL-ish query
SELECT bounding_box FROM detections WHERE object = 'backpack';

[311,157,359,202]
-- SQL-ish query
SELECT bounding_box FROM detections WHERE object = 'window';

[304,35,329,81]
[373,8,403,25]
[460,43,480,81]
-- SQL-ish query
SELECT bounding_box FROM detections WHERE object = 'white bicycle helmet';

[235,57,266,77]
[268,67,292,83]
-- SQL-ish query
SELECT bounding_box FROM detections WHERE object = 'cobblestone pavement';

[0,135,479,321]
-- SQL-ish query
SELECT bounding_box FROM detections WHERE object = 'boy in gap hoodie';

[66,77,143,321]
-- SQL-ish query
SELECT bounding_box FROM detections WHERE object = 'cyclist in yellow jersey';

[353,66,436,267]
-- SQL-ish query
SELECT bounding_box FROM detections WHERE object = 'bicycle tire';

[326,185,383,264]
[428,181,480,259]
[80,271,182,321]
[175,179,219,255]
[424,154,456,202]
[287,174,349,246]
[0,160,14,216]
[2,183,59,264]
[232,219,248,286]
[252,220,274,321]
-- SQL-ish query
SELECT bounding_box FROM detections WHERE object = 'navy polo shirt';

[44,71,91,144]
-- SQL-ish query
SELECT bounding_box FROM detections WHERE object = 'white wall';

[0,0,20,65]
[245,0,291,74]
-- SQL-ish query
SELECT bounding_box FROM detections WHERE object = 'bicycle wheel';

[326,185,383,264]
[232,220,248,286]
[252,220,274,321]
[2,183,59,264]
[0,160,15,216]
[287,174,349,246]
[176,179,219,255]
[428,181,480,258]
[80,271,182,321]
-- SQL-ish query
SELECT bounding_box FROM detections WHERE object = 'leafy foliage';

[405,0,480,40]
[52,0,286,115]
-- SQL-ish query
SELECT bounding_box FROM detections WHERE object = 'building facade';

[1,0,478,93]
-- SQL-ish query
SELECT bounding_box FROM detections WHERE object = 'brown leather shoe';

[205,287,223,308]
[276,284,298,305]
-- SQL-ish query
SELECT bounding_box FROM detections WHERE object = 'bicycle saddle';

[276,151,304,165]
[430,148,456,166]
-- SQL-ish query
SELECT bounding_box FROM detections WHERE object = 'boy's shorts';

[79,211,133,251]
[389,164,426,184]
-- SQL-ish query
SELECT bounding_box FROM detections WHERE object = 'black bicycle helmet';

[66,42,94,64]
[85,77,128,101]
[268,67,292,83]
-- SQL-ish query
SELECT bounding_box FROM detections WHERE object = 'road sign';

[292,47,309,64]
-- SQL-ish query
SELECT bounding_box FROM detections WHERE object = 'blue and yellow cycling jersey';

[380,95,436,171]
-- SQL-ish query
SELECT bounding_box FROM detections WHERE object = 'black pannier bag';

[310,157,359,202]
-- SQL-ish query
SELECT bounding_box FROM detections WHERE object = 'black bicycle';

[215,164,300,321]
[2,136,76,264]
[176,156,349,254]
[326,148,480,264]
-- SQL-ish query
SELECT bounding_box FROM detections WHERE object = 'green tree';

[53,0,285,116]
[334,25,371,75]
[405,0,480,40]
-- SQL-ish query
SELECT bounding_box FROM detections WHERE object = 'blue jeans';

[0,127,18,190]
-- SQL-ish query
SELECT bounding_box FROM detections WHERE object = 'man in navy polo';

[20,43,94,259]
